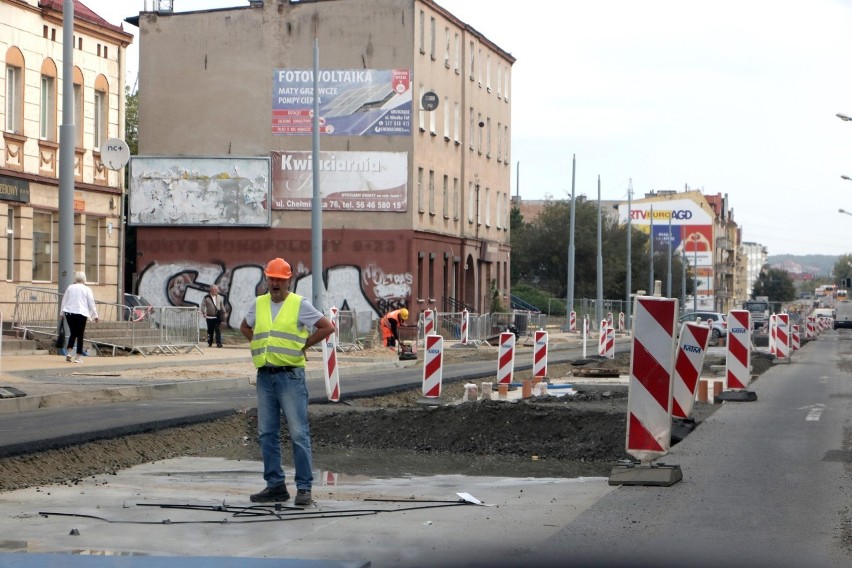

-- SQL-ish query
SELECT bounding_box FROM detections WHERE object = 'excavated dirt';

[0,347,776,492]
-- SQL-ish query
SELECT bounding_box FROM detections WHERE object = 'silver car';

[678,311,727,345]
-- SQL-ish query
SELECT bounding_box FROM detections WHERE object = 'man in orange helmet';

[380,307,409,348]
[240,257,334,507]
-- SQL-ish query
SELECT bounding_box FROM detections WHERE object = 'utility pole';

[58,0,75,296]
[566,155,576,327]
[311,30,324,311]
[666,213,672,298]
[625,179,632,329]
[648,205,654,294]
[596,176,603,325]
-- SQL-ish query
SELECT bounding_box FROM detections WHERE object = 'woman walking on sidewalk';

[60,272,99,363]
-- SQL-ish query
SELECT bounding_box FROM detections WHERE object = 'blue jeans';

[255,367,313,491]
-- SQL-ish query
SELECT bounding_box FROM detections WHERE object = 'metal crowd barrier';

[12,286,201,357]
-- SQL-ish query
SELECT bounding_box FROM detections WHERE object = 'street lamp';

[837,113,852,122]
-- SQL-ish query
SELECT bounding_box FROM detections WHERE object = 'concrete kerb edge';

[0,377,250,415]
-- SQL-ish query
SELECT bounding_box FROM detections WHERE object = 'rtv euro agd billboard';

[617,199,714,309]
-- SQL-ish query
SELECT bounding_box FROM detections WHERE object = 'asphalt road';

[1,335,850,568]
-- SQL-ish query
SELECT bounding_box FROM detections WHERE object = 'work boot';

[294,489,312,506]
[250,484,290,503]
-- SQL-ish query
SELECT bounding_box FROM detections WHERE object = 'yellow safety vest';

[250,293,308,368]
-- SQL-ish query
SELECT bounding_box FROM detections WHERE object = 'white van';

[833,302,852,329]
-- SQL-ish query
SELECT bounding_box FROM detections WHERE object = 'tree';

[510,197,652,300]
[125,86,138,155]
[831,254,852,287]
[752,266,797,303]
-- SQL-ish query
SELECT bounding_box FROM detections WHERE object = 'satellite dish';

[421,91,439,111]
[101,138,131,171]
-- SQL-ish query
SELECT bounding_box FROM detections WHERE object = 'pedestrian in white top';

[60,271,99,363]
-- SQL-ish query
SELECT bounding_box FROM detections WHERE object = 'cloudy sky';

[83,0,852,257]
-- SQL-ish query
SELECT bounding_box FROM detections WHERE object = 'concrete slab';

[0,457,613,568]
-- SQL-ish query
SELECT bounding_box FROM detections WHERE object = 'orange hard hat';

[264,258,292,279]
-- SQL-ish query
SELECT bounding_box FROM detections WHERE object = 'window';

[73,67,84,146]
[94,76,109,151]
[505,193,510,229]
[485,187,490,226]
[453,177,459,221]
[469,41,475,79]
[486,54,491,91]
[453,103,460,143]
[478,48,483,86]
[443,97,450,139]
[504,71,510,101]
[442,175,449,218]
[33,212,52,282]
[428,170,435,215]
[5,64,22,133]
[85,217,100,283]
[6,207,14,281]
[419,10,425,54]
[504,125,509,162]
[40,75,56,140]
[469,108,474,150]
[454,33,460,73]
[486,117,491,158]
[444,27,450,67]
[430,17,436,60]
[497,64,502,98]
[477,112,483,154]
[429,102,436,135]
[93,90,105,149]
[497,121,502,162]
[468,182,475,223]
[418,83,425,131]
[496,191,501,229]
[417,167,424,213]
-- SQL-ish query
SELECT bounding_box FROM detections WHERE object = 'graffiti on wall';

[136,261,413,329]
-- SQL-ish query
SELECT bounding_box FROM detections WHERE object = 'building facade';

[741,241,768,297]
[0,0,132,315]
[131,0,513,324]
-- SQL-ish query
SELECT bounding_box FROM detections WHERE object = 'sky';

[83,0,852,257]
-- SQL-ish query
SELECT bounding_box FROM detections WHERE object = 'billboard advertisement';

[271,151,407,212]
[618,199,715,309]
[129,157,271,227]
[272,68,412,136]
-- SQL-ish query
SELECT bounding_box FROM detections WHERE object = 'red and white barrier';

[582,315,589,359]
[618,312,625,333]
[569,310,577,332]
[322,330,340,402]
[422,334,443,398]
[329,305,339,326]
[775,313,790,360]
[768,314,777,356]
[672,322,712,420]
[806,316,815,339]
[626,296,678,463]
[598,320,608,357]
[497,331,515,384]
[607,312,614,327]
[460,309,469,344]
[533,330,548,377]
[606,323,615,359]
[423,309,435,336]
[791,324,800,351]
[726,309,752,390]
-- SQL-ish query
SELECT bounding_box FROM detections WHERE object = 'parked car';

[678,311,727,345]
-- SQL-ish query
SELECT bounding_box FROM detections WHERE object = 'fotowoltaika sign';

[272,68,412,136]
